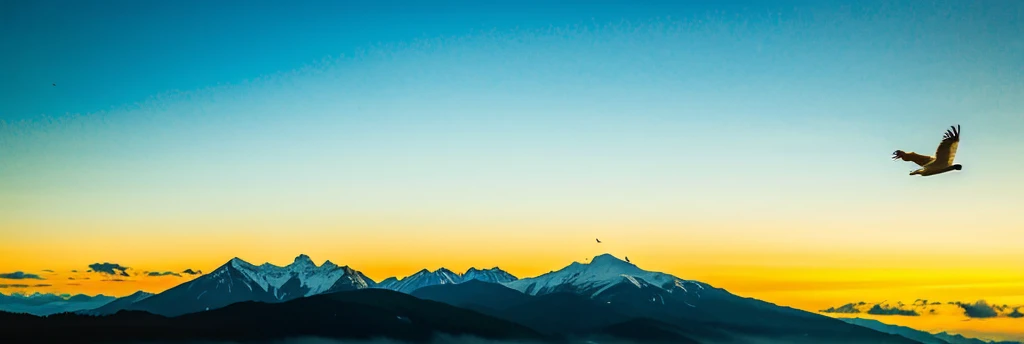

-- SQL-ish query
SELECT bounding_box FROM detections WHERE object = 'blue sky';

[3,0,1021,123]
[1,0,1022,277]
[3,0,781,120]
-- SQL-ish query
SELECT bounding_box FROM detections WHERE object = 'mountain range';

[837,318,1022,344]
[0,292,115,316]
[377,266,518,294]
[1,253,1014,344]
[4,288,543,344]
[97,254,375,317]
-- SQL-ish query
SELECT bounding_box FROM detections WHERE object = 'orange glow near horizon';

[5,232,1022,303]
[4,222,1023,341]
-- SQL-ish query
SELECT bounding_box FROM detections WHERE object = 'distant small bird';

[595,238,601,243]
[52,83,56,86]
[625,256,630,263]
[892,125,962,176]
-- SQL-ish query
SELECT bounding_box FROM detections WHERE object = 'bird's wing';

[933,125,960,166]
[892,150,933,166]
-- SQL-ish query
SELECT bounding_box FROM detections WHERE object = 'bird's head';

[952,164,963,170]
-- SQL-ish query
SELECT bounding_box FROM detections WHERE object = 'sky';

[1,0,1023,338]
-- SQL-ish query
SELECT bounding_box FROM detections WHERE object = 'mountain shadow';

[0,288,544,344]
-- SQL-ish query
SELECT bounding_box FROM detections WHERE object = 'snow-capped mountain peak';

[378,268,459,294]
[503,253,706,300]
[228,257,254,270]
[590,253,632,266]
[463,267,518,284]
[211,254,369,298]
[578,253,645,277]
[408,268,461,284]
[321,260,338,270]
[465,267,505,274]
[124,254,374,317]
[292,254,316,268]
[377,277,399,287]
[377,266,518,293]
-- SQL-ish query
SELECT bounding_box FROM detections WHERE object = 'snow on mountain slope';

[376,267,518,294]
[463,267,518,284]
[376,277,399,290]
[503,253,706,300]
[223,254,353,298]
[384,268,461,294]
[126,254,373,317]
[324,265,375,293]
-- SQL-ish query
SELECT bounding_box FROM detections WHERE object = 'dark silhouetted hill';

[0,288,543,344]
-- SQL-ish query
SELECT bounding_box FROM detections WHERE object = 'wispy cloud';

[42,269,54,273]
[146,271,182,277]
[867,304,919,316]
[820,303,861,314]
[88,263,130,277]
[0,284,30,288]
[821,301,917,316]
[182,269,202,275]
[0,271,45,280]
[820,299,1024,319]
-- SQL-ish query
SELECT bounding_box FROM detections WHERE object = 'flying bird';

[595,238,601,244]
[892,125,962,176]
[52,83,56,86]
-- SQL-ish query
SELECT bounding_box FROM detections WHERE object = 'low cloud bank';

[820,299,1024,319]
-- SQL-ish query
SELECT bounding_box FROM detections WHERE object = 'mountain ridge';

[376,266,518,294]
[410,254,921,344]
[0,292,116,316]
[65,253,1007,344]
[838,317,1023,344]
[97,254,374,317]
[1,288,545,343]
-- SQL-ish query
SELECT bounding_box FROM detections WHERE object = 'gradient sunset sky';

[1,0,1022,337]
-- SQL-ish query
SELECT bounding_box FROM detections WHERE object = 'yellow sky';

[3,220,1022,341]
[3,212,1022,298]
[4,224,1021,305]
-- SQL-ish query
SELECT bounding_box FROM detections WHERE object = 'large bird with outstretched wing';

[892,125,962,176]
